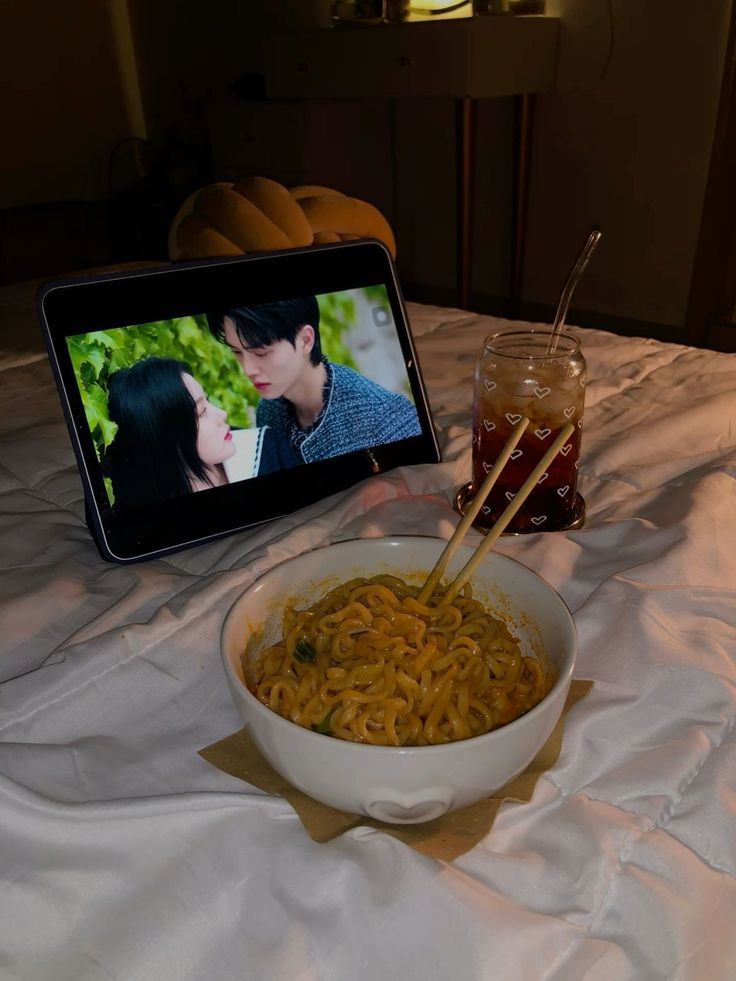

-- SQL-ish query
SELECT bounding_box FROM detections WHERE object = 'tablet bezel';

[38,240,441,563]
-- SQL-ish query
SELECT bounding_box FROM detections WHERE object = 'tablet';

[38,240,440,563]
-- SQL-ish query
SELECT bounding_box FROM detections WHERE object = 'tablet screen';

[39,241,440,562]
[66,285,422,512]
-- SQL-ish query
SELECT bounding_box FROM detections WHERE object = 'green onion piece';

[293,638,317,663]
[312,710,334,735]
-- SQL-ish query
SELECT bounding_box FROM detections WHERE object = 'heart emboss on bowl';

[365,788,454,824]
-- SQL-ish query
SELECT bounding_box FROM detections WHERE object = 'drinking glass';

[469,328,586,533]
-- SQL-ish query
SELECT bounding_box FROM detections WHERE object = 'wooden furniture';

[686,0,736,351]
[261,16,561,309]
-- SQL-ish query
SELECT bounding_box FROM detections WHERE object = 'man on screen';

[206,297,421,463]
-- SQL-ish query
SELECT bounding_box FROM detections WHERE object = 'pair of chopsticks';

[417,417,575,605]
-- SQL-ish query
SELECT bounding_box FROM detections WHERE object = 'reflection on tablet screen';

[67,285,422,511]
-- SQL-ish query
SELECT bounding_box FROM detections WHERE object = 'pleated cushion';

[168,177,396,261]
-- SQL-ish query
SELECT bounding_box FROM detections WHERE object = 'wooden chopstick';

[417,417,530,605]
[441,422,575,604]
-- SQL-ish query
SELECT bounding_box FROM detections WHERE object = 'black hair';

[206,297,322,366]
[104,356,212,510]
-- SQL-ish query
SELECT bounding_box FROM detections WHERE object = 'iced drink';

[471,329,586,533]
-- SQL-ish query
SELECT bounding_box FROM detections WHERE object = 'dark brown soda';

[471,423,581,533]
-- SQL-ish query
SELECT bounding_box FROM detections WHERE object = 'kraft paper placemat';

[200,679,593,862]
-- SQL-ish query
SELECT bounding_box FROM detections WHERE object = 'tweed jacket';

[255,361,421,463]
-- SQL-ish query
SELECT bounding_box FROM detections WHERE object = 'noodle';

[244,575,553,746]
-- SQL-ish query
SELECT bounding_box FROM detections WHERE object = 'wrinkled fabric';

[1,290,735,981]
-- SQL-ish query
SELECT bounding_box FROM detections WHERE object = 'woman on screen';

[105,357,299,510]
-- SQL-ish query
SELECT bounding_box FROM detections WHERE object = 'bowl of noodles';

[221,536,576,824]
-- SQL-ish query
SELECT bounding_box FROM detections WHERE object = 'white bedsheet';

[1,287,735,981]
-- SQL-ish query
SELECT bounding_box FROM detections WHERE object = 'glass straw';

[546,228,603,354]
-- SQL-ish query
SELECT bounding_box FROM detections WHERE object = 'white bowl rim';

[221,535,578,757]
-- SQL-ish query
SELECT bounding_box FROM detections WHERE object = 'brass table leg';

[456,95,475,310]
[510,93,535,317]
[457,94,534,316]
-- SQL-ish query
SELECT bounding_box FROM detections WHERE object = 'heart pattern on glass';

[535,428,551,440]
[506,412,522,425]
[556,485,570,497]
[534,386,551,399]
[531,515,547,525]
[559,444,572,456]
[537,472,548,484]
[510,448,523,460]
[483,418,495,431]
[481,505,491,515]
[574,460,579,470]
[484,379,497,392]
[505,491,515,501]
[563,406,576,419]
[483,461,492,473]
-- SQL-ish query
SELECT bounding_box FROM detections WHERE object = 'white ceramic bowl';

[221,536,577,824]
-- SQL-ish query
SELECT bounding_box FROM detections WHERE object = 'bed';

[1,273,735,981]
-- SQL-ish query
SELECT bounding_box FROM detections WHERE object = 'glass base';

[454,483,586,535]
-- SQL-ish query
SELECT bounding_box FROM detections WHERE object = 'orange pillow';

[168,176,396,261]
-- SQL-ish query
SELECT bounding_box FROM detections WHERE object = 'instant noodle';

[245,574,553,746]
